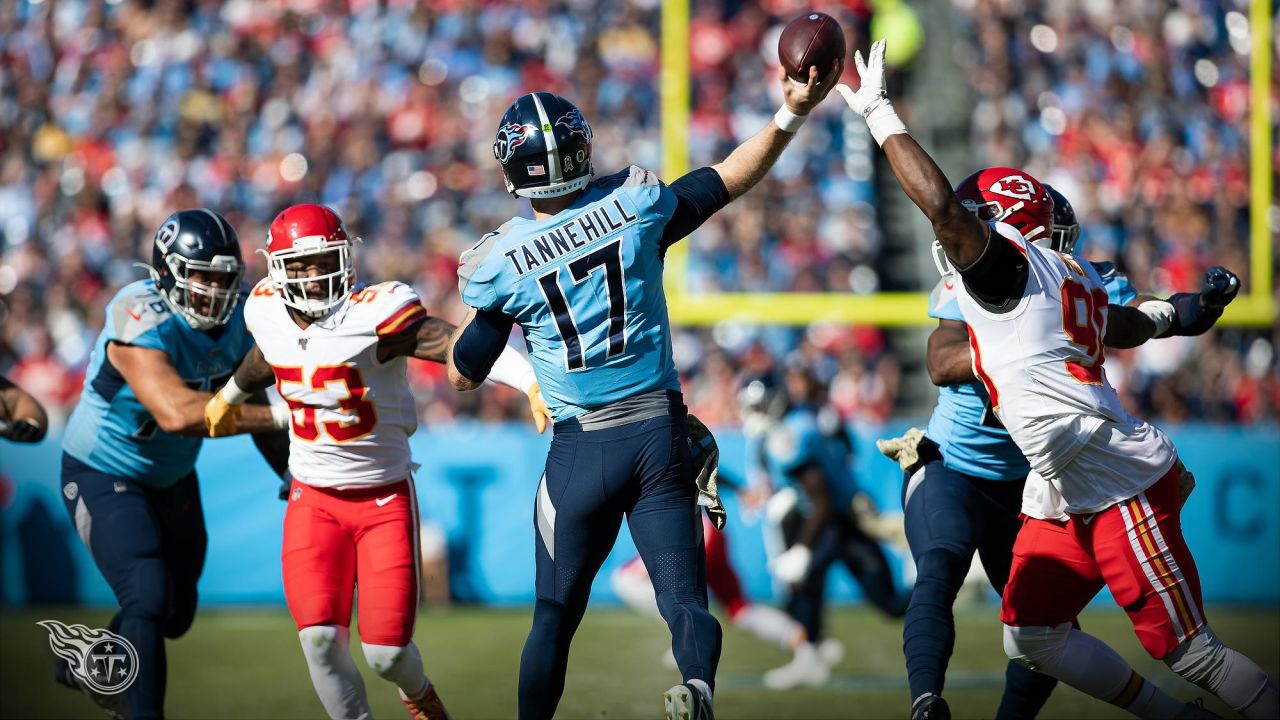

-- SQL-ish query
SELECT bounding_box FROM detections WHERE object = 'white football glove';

[834,39,907,146]
[771,543,812,585]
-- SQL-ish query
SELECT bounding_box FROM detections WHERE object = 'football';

[778,12,846,83]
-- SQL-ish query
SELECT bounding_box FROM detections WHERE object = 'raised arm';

[927,319,976,386]
[711,62,842,200]
[835,40,989,269]
[1105,266,1240,348]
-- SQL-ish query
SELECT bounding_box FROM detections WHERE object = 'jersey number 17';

[537,240,627,372]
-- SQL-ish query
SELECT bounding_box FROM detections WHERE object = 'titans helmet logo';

[155,218,181,252]
[494,123,536,164]
[554,109,591,142]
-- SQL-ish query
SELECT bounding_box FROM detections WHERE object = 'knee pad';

[299,625,348,666]
[1165,627,1227,687]
[1003,623,1071,671]
[361,643,407,679]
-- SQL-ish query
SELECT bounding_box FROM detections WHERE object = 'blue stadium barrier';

[1,423,1276,607]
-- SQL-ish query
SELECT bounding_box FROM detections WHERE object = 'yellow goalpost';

[659,0,1274,327]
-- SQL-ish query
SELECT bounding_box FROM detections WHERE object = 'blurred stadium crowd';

[1,0,1275,430]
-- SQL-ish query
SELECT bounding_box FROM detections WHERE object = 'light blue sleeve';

[1090,261,1139,306]
[927,278,965,321]
[104,281,175,352]
[458,229,509,312]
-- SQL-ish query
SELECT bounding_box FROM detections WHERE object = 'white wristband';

[1137,300,1176,336]
[773,106,808,134]
[864,99,908,147]
[487,345,538,395]
[218,376,252,404]
[270,402,292,430]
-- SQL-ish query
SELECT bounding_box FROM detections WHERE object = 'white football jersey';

[244,279,426,490]
[955,223,1175,515]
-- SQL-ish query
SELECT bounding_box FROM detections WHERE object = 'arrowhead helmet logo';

[37,620,139,695]
[988,175,1036,201]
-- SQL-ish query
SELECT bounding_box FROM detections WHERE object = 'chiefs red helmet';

[954,167,1054,243]
[265,204,357,317]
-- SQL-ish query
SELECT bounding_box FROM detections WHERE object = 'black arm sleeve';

[451,308,516,383]
[956,224,1029,313]
[659,166,732,250]
[1159,293,1220,338]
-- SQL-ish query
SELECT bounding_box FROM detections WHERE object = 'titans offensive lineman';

[59,210,289,720]
[448,64,840,720]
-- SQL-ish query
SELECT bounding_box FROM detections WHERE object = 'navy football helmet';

[149,209,244,330]
[1043,184,1081,254]
[493,92,593,199]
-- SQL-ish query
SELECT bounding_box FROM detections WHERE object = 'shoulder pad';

[592,166,661,192]
[108,281,173,344]
[458,225,515,310]
[928,277,965,321]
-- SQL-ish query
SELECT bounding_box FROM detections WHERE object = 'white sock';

[1166,627,1280,719]
[688,678,712,703]
[1006,625,1183,718]
[362,642,430,698]
[731,604,805,652]
[298,625,371,720]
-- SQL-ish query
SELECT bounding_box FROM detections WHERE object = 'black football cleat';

[911,693,951,720]
[664,682,714,720]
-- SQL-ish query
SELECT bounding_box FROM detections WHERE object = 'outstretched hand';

[781,58,845,116]
[835,39,888,117]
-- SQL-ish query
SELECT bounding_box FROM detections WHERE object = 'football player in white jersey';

[839,40,1277,720]
[204,204,549,720]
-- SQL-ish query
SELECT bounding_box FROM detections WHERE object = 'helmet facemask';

[154,253,244,330]
[265,240,355,318]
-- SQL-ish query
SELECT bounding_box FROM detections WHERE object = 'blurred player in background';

[883,181,1243,720]
[843,39,1278,719]
[448,61,840,720]
[0,374,48,443]
[610,494,814,687]
[746,366,909,689]
[58,209,291,720]
[205,204,546,720]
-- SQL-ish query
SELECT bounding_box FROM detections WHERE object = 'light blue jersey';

[63,280,253,487]
[764,407,859,511]
[458,166,681,419]
[924,261,1138,481]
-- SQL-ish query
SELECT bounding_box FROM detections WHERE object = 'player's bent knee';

[120,558,169,620]
[361,643,407,678]
[1003,623,1071,671]
[915,548,971,589]
[1165,626,1227,686]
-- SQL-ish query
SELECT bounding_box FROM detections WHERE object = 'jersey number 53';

[274,365,378,442]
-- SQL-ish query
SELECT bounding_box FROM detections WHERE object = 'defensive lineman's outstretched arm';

[711,62,843,199]
[835,41,989,270]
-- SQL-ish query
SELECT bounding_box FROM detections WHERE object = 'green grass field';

[2,605,1276,719]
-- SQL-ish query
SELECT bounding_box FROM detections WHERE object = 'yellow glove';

[1177,461,1196,508]
[527,382,551,434]
[204,393,243,438]
[686,413,727,530]
[875,427,926,471]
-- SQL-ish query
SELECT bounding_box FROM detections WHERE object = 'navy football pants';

[901,457,1058,719]
[60,453,207,720]
[518,412,722,720]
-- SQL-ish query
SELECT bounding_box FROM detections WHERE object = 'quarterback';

[205,204,547,720]
[843,39,1277,719]
[448,61,840,720]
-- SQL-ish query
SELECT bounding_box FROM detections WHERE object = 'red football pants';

[1001,463,1206,659]
[281,478,420,646]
